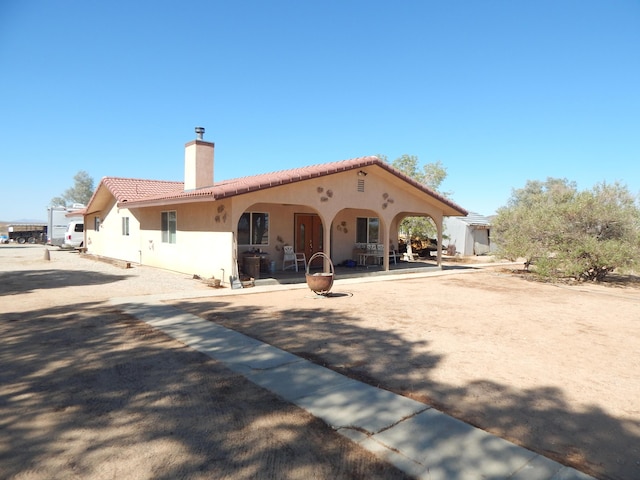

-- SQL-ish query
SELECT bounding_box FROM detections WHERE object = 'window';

[356,217,379,243]
[238,212,269,245]
[161,211,177,244]
[122,217,130,236]
[94,217,100,232]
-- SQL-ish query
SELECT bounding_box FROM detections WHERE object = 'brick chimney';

[184,127,214,190]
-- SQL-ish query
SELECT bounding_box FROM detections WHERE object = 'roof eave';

[118,194,219,209]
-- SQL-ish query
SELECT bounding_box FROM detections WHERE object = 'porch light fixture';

[357,170,367,176]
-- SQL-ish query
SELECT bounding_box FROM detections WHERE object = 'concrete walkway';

[110,270,596,480]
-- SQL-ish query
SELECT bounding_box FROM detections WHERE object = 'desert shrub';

[493,178,640,282]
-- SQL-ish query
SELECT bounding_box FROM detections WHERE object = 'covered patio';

[249,257,445,287]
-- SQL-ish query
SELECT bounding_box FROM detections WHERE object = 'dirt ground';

[0,246,411,480]
[1,245,639,479]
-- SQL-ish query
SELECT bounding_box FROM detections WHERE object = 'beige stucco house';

[83,128,467,285]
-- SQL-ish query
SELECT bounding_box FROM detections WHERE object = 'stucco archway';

[233,200,329,275]
[394,212,443,266]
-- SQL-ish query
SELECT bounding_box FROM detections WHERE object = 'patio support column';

[381,224,390,271]
[323,215,333,272]
[436,216,443,267]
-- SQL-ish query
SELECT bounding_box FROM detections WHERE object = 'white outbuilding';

[443,212,494,256]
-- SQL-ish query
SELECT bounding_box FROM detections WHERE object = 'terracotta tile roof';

[199,156,384,199]
[93,156,466,215]
[101,177,184,203]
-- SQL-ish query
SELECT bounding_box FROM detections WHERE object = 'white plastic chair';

[282,245,306,272]
[376,243,385,265]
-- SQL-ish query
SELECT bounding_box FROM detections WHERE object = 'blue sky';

[1,0,638,221]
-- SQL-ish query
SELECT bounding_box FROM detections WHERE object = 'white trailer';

[47,205,84,246]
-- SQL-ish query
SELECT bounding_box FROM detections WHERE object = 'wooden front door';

[295,214,323,267]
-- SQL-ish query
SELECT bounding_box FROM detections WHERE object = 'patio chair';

[282,245,306,272]
[375,243,385,265]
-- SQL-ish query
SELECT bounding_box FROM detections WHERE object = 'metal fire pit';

[305,252,334,296]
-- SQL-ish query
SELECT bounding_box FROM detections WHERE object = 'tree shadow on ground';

[171,298,640,480]
[0,302,411,480]
[0,269,128,296]
[600,273,640,288]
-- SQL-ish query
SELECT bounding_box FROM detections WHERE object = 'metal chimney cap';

[195,126,205,140]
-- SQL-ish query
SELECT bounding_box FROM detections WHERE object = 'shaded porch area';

[251,258,444,287]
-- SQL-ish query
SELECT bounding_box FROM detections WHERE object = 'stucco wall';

[87,201,235,283]
[85,199,143,263]
[141,229,234,281]
[135,203,235,281]
[85,202,141,263]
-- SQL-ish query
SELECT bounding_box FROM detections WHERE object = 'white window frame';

[238,212,269,246]
[356,217,379,244]
[161,211,177,244]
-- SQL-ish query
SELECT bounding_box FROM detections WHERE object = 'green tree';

[51,171,94,207]
[379,154,449,251]
[423,160,449,194]
[493,178,640,281]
